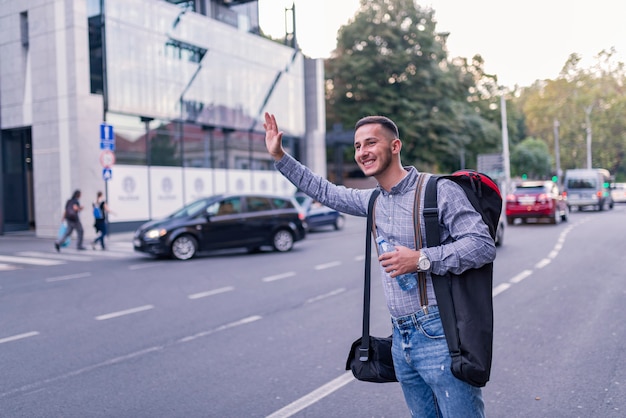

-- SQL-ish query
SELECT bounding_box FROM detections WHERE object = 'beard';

[357,149,393,178]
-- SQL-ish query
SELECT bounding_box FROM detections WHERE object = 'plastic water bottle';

[376,236,417,291]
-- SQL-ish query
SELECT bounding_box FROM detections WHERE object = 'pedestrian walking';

[91,191,111,250]
[55,189,86,251]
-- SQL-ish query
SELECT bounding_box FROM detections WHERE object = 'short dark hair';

[354,116,399,139]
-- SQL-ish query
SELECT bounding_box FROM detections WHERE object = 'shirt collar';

[379,166,419,196]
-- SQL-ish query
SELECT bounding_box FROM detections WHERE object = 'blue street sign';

[100,123,115,151]
[100,123,114,140]
[103,167,112,181]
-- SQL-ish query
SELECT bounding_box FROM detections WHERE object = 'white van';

[564,168,614,211]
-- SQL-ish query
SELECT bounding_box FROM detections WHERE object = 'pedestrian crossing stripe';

[0,263,20,271]
[0,255,64,266]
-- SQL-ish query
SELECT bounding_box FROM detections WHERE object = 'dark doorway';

[2,127,34,232]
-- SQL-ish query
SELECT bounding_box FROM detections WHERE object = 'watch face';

[419,256,431,270]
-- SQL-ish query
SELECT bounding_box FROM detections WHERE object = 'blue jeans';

[391,307,485,418]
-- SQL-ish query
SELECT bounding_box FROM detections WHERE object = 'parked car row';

[134,181,539,261]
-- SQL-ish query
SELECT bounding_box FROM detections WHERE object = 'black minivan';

[133,194,306,260]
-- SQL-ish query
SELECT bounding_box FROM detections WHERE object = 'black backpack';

[424,170,502,387]
[65,199,79,221]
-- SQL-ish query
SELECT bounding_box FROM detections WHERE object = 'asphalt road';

[1,205,625,417]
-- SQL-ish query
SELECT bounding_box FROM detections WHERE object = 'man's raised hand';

[263,112,285,161]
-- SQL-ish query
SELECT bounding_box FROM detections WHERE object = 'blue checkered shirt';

[276,155,496,317]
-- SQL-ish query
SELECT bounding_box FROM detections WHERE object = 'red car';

[506,180,569,225]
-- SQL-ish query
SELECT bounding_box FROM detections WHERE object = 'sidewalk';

[0,230,134,252]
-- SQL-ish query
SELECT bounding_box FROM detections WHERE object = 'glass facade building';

[0,0,326,235]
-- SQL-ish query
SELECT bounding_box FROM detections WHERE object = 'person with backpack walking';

[263,112,496,417]
[54,189,86,251]
[91,191,111,250]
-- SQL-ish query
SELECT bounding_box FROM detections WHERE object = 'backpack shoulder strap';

[358,188,381,361]
[424,175,441,247]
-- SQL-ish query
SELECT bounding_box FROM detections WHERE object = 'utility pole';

[584,105,593,169]
[553,119,562,187]
[500,94,511,194]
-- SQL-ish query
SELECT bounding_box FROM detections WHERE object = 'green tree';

[510,137,552,179]
[520,49,626,179]
[324,0,501,173]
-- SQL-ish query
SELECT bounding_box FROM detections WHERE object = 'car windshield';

[567,178,596,189]
[169,198,210,219]
[514,186,544,194]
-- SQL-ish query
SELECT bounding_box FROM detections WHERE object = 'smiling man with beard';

[264,112,495,417]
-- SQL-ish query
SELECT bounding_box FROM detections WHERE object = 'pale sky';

[258,0,626,88]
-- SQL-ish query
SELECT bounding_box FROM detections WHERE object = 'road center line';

[95,305,154,321]
[535,258,551,269]
[0,331,40,345]
[266,372,354,418]
[262,272,296,282]
[188,286,234,299]
[177,315,262,343]
[128,263,162,270]
[510,270,533,284]
[314,261,341,270]
[306,288,346,304]
[492,283,511,297]
[46,272,92,282]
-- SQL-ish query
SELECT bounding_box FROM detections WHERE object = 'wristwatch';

[417,252,431,271]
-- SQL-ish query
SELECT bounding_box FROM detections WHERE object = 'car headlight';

[145,228,167,239]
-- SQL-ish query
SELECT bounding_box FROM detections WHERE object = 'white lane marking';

[188,286,234,300]
[17,251,94,262]
[354,255,365,261]
[266,372,354,418]
[46,272,92,282]
[177,315,262,343]
[492,283,511,297]
[548,250,559,259]
[306,288,346,304]
[0,315,262,399]
[510,270,532,284]
[535,258,551,269]
[0,263,20,271]
[314,261,341,270]
[0,331,40,345]
[262,271,296,282]
[62,249,130,258]
[0,255,64,266]
[95,305,154,321]
[128,263,161,270]
[0,346,163,399]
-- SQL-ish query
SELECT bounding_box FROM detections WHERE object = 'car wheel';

[334,215,345,230]
[272,229,294,252]
[506,216,514,226]
[171,235,198,260]
[550,209,560,225]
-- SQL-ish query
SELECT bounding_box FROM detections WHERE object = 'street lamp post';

[584,105,593,169]
[141,116,154,220]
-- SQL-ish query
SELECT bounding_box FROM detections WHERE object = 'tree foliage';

[509,137,552,179]
[517,49,626,180]
[324,0,501,173]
